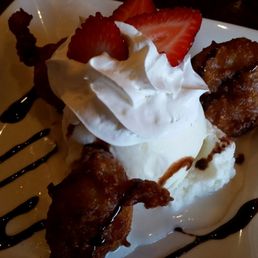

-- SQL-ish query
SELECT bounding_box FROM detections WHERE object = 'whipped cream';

[48,22,208,147]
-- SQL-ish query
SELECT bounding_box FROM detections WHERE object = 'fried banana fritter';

[46,145,171,258]
[192,38,258,136]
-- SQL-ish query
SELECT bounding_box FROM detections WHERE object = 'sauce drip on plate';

[0,145,57,188]
[0,128,55,248]
[0,128,50,164]
[0,87,37,124]
[0,196,46,250]
[166,198,258,258]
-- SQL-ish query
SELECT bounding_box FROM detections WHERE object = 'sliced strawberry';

[111,0,156,22]
[127,8,202,66]
[67,12,128,63]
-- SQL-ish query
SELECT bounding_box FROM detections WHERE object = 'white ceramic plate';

[0,1,258,258]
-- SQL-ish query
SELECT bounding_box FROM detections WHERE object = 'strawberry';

[111,0,156,22]
[127,8,202,66]
[67,12,128,63]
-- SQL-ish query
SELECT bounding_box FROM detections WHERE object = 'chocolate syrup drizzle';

[0,87,38,124]
[0,128,56,249]
[0,128,50,164]
[0,145,57,188]
[0,196,46,250]
[158,157,194,186]
[195,137,231,170]
[166,198,258,258]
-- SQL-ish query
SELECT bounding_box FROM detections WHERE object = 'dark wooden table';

[153,0,258,30]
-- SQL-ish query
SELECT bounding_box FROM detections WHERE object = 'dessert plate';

[0,1,258,258]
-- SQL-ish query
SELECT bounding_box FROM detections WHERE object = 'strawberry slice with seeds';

[111,0,156,22]
[67,12,128,63]
[127,8,202,66]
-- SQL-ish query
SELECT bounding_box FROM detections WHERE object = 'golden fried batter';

[192,38,258,136]
[46,145,131,258]
[46,144,171,258]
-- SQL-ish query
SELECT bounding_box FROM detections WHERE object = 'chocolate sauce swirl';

[0,145,57,188]
[0,128,50,164]
[0,196,46,249]
[0,87,38,124]
[166,198,258,258]
[0,128,55,248]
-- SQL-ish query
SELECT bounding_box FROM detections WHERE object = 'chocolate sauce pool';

[166,198,258,258]
[0,87,37,123]
[0,128,56,188]
[0,128,56,249]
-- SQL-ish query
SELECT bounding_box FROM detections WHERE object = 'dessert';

[47,3,236,210]
[44,0,237,256]
[3,0,258,258]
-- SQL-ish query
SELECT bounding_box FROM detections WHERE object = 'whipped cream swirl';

[48,22,207,146]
